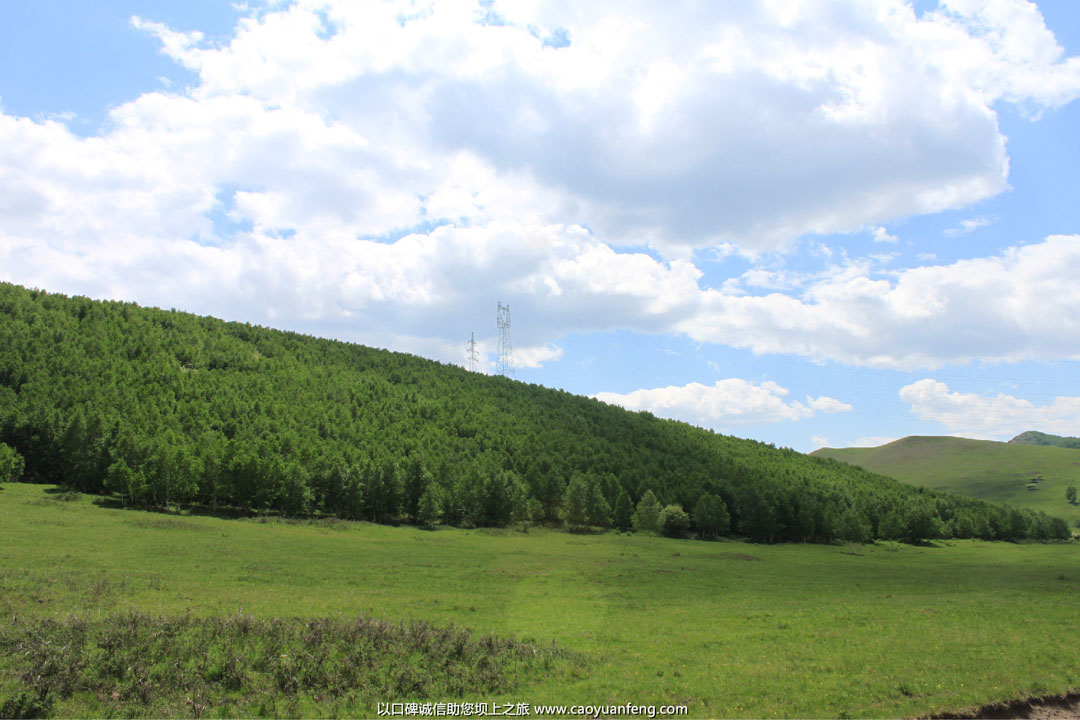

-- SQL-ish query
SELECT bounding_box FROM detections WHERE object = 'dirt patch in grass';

[928,692,1080,719]
[0,612,580,718]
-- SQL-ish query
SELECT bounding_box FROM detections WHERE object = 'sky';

[2,0,1080,452]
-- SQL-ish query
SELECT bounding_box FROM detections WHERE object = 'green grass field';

[813,436,1080,527]
[2,482,1079,718]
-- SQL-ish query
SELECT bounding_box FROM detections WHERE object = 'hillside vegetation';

[1009,430,1080,449]
[812,436,1080,527]
[0,282,1068,541]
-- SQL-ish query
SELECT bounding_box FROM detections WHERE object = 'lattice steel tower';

[496,302,515,378]
[466,331,480,373]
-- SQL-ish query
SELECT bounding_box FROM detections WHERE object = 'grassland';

[2,483,1079,718]
[813,436,1080,527]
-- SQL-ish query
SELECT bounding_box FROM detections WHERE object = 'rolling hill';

[812,436,1080,527]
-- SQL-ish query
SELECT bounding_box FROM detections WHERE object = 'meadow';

[2,483,1079,718]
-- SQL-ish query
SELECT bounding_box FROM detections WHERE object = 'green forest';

[0,282,1069,542]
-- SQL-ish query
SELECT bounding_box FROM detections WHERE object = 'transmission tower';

[496,302,515,378]
[466,331,479,372]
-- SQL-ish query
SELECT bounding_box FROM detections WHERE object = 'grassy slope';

[1009,431,1080,449]
[813,437,1080,526]
[3,483,1079,719]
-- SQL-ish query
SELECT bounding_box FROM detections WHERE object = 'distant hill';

[1009,430,1080,449]
[0,281,1068,542]
[812,436,1080,527]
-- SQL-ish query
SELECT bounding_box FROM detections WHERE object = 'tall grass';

[0,612,577,718]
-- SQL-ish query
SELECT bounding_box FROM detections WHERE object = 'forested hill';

[0,282,1068,542]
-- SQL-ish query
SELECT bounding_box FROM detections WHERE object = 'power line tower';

[496,302,515,378]
[466,331,479,372]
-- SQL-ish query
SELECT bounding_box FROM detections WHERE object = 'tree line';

[0,282,1069,542]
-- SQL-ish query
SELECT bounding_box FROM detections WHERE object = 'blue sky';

[3,0,1080,451]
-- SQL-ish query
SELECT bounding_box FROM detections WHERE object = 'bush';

[658,504,691,538]
[0,443,24,483]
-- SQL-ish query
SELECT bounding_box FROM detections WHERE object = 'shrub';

[659,504,691,538]
[0,443,24,483]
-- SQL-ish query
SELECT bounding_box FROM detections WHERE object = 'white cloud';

[932,0,1080,114]
[851,435,899,448]
[944,216,995,236]
[811,435,830,449]
[899,378,1080,440]
[684,235,1080,369]
[593,378,852,431]
[872,226,898,243]
[513,343,564,369]
[8,0,1080,252]
[808,396,855,413]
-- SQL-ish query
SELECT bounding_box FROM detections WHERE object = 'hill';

[812,436,1080,527]
[1009,430,1080,449]
[0,281,1068,541]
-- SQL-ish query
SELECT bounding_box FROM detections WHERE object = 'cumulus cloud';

[899,378,1080,439]
[129,0,1076,251]
[6,1,1080,253]
[1,0,1079,370]
[513,343,565,369]
[593,378,852,431]
[685,235,1080,369]
[872,227,899,243]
